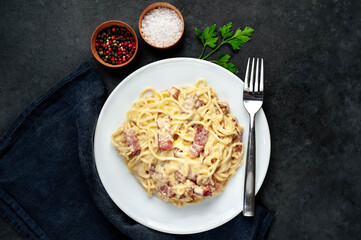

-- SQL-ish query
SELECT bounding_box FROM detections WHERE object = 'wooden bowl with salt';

[138,2,185,49]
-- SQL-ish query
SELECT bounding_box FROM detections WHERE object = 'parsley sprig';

[195,23,254,73]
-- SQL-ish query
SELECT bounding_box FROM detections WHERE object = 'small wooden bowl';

[91,20,138,68]
[138,2,184,49]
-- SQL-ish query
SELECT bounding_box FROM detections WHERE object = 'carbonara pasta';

[111,79,243,207]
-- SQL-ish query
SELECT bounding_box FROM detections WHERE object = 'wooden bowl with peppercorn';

[91,20,138,68]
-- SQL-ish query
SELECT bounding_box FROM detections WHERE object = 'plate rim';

[94,57,271,234]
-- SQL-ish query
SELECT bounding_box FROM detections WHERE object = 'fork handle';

[243,113,256,217]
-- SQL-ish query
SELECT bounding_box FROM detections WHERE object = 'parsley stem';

[199,46,206,59]
[201,42,224,60]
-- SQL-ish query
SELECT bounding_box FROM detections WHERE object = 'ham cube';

[189,127,208,158]
[123,129,141,156]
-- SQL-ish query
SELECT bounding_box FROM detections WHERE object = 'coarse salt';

[141,7,183,48]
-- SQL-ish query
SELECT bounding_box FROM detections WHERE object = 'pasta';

[111,79,244,207]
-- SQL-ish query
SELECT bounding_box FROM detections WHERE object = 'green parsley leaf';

[216,52,231,63]
[214,53,238,73]
[219,22,233,40]
[195,25,219,49]
[224,26,254,50]
[196,23,253,73]
[195,28,204,45]
[203,24,218,48]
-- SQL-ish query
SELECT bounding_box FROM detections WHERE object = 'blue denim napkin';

[0,63,274,240]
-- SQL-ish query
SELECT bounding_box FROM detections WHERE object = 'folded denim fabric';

[0,62,274,240]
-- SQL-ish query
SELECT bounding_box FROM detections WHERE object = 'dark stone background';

[1,0,360,239]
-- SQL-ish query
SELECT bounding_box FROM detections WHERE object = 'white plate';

[94,57,271,234]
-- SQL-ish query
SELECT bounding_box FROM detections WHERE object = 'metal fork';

[243,58,264,217]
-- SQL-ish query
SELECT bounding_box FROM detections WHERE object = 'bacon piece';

[195,99,205,109]
[235,144,243,152]
[188,174,198,184]
[218,102,229,113]
[175,170,186,183]
[199,177,211,185]
[173,148,183,157]
[193,185,204,196]
[203,186,212,197]
[123,129,141,156]
[157,116,173,151]
[187,167,198,183]
[147,166,155,176]
[185,187,195,200]
[154,171,165,182]
[182,94,197,110]
[168,87,180,100]
[234,132,243,152]
[214,182,222,193]
[189,127,208,158]
[159,184,176,198]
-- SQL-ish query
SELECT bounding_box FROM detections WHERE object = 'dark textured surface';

[0,0,360,239]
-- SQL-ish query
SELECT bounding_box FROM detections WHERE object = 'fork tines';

[244,58,264,93]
